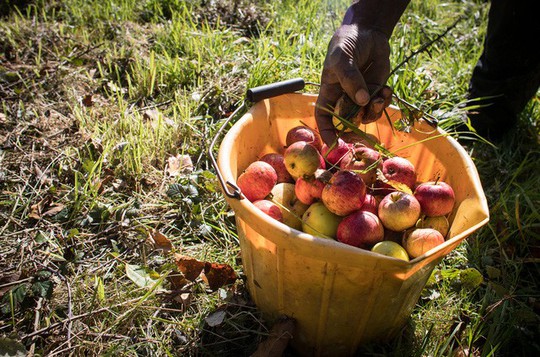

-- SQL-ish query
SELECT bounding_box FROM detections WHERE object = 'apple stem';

[434,174,440,185]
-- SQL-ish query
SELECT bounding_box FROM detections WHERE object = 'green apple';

[371,241,409,261]
[283,141,321,179]
[270,183,309,230]
[301,202,342,239]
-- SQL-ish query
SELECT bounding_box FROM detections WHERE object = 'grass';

[0,0,538,356]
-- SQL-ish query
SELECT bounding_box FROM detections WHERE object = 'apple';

[416,215,450,237]
[402,228,445,259]
[381,156,417,190]
[378,191,421,232]
[301,201,342,239]
[360,193,378,215]
[340,145,382,186]
[295,169,332,205]
[321,138,350,167]
[371,241,409,261]
[270,183,309,230]
[322,170,366,216]
[337,210,384,249]
[414,181,455,217]
[253,200,283,222]
[237,161,277,202]
[340,131,381,148]
[283,141,321,180]
[260,152,294,184]
[286,125,322,151]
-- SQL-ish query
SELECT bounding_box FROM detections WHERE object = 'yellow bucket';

[216,93,489,356]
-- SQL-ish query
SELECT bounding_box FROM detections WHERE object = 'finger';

[362,85,393,123]
[331,50,370,107]
[315,82,342,146]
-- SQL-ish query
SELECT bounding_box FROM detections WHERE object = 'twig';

[22,296,146,340]
[389,16,464,77]
[27,297,44,357]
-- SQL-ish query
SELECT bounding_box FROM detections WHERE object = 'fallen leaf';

[167,154,193,176]
[174,255,205,281]
[0,337,26,357]
[143,108,160,122]
[0,272,22,299]
[251,317,296,357]
[149,229,173,251]
[42,203,65,217]
[82,94,94,107]
[205,309,226,327]
[202,262,238,291]
[125,264,160,289]
[168,273,188,291]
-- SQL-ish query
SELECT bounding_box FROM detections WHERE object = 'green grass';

[1,0,538,356]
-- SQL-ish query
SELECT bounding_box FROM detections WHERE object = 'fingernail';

[355,89,370,106]
[372,98,384,112]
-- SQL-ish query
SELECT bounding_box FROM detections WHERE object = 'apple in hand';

[253,200,283,222]
[378,191,421,232]
[414,180,455,217]
[260,152,294,184]
[371,241,409,261]
[337,210,384,249]
[340,145,382,187]
[301,201,342,239]
[381,156,417,189]
[270,183,309,230]
[284,141,321,179]
[237,161,277,202]
[321,138,350,167]
[322,170,366,216]
[295,169,332,205]
[286,125,322,151]
[402,228,445,259]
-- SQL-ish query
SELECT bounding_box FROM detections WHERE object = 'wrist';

[344,0,410,38]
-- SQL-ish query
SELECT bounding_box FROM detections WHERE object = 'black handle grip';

[246,78,305,102]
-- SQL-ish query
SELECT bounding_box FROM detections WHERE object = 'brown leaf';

[202,262,238,291]
[174,255,205,281]
[251,317,296,357]
[29,196,52,220]
[167,154,193,176]
[0,272,22,299]
[168,273,188,290]
[82,94,94,107]
[42,203,65,217]
[149,230,173,251]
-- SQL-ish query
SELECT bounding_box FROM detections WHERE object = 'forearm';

[344,0,410,37]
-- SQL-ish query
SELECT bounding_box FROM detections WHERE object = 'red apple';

[283,141,321,179]
[286,125,322,150]
[402,228,445,259]
[322,170,366,216]
[295,169,331,205]
[340,145,382,187]
[381,156,417,189]
[340,131,381,148]
[321,138,350,167]
[337,210,384,249]
[237,161,277,202]
[253,200,283,222]
[260,153,294,184]
[378,191,421,232]
[302,201,342,239]
[360,193,378,215]
[414,181,455,217]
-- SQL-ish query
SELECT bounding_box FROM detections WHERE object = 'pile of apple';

[236,125,456,261]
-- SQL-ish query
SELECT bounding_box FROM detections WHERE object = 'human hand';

[315,1,409,146]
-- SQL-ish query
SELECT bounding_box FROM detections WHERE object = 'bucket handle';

[208,78,307,200]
